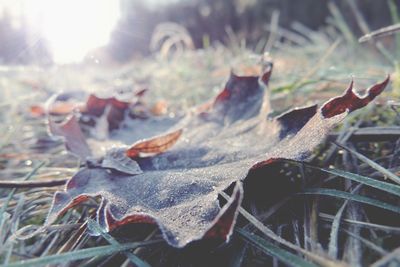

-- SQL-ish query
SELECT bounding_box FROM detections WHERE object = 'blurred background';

[0,0,398,65]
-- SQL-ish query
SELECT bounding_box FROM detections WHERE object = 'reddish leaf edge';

[84,94,131,117]
[213,63,273,106]
[32,89,146,117]
[321,75,390,118]
[46,181,243,248]
[252,75,390,170]
[83,88,147,117]
[126,129,183,158]
[49,114,184,161]
[45,71,389,248]
[48,64,273,160]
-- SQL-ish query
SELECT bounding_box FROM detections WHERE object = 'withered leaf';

[48,114,92,159]
[126,129,183,158]
[46,64,389,247]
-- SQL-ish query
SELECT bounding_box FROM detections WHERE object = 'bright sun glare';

[24,0,120,64]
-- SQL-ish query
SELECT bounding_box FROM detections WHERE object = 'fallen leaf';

[126,129,183,158]
[45,63,389,247]
[151,99,168,115]
[30,102,77,117]
[48,115,92,159]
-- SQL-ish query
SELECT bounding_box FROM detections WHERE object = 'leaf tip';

[321,76,390,118]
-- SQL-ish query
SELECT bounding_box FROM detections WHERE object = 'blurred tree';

[107,0,400,62]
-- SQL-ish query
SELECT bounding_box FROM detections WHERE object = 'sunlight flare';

[24,0,120,63]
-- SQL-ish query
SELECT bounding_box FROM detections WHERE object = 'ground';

[0,18,400,267]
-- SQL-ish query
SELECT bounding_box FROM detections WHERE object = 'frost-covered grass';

[0,10,400,266]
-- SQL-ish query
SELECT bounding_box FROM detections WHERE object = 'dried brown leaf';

[126,129,183,158]
[45,64,389,247]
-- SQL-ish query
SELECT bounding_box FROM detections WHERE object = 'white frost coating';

[101,147,143,175]
[46,71,386,248]
[266,111,347,161]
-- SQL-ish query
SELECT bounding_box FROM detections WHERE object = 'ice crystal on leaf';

[46,63,389,247]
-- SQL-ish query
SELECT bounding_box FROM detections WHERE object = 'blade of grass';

[1,239,160,267]
[0,162,45,228]
[236,228,318,267]
[263,24,309,46]
[302,163,400,197]
[359,23,400,43]
[328,185,362,259]
[87,219,152,267]
[300,163,312,252]
[328,202,346,259]
[327,126,400,143]
[3,195,25,264]
[220,192,346,267]
[264,10,280,53]
[320,212,400,233]
[0,179,67,188]
[347,0,396,66]
[229,240,247,267]
[40,233,61,257]
[309,199,319,253]
[56,221,88,253]
[333,142,400,185]
[342,229,387,256]
[388,0,400,57]
[272,38,340,95]
[272,79,320,94]
[371,247,400,267]
[301,188,400,214]
[299,38,341,84]
[328,2,356,45]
